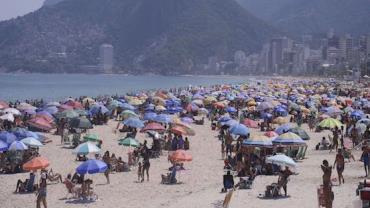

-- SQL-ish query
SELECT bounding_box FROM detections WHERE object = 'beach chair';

[63,133,72,147]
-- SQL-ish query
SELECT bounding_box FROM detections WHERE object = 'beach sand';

[0,119,364,208]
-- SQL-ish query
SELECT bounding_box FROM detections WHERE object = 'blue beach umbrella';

[218,116,231,123]
[275,123,294,135]
[123,118,144,128]
[76,159,108,175]
[0,131,17,144]
[227,107,237,113]
[121,103,135,111]
[224,119,238,127]
[230,124,250,136]
[0,140,8,151]
[154,114,171,124]
[143,112,157,121]
[21,137,43,147]
[8,141,28,151]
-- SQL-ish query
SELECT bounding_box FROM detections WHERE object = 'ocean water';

[0,74,257,101]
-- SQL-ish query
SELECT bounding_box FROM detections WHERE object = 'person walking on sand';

[333,149,345,185]
[361,146,370,177]
[137,162,143,182]
[330,127,339,153]
[321,160,333,208]
[36,173,47,208]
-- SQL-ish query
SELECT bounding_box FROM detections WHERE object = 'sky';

[0,0,44,21]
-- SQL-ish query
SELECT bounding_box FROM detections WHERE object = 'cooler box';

[360,187,370,201]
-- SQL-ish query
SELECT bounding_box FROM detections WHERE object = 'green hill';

[237,0,370,36]
[0,0,277,74]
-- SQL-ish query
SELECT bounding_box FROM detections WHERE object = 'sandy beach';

[0,117,365,208]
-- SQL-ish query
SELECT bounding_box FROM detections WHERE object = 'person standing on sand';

[330,127,339,153]
[333,149,345,185]
[321,160,333,208]
[361,146,370,177]
[36,174,47,208]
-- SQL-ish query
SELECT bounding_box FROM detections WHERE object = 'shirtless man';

[333,149,345,185]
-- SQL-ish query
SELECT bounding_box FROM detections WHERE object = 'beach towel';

[223,189,234,208]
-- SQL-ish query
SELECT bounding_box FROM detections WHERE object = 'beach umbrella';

[21,137,43,147]
[8,141,28,151]
[181,117,193,124]
[229,124,250,136]
[3,108,21,115]
[0,101,9,110]
[171,126,188,135]
[23,157,50,171]
[43,106,58,115]
[218,116,231,123]
[72,142,101,155]
[11,128,38,139]
[56,110,79,119]
[118,137,140,147]
[141,122,166,132]
[0,113,14,122]
[264,131,278,138]
[27,117,53,131]
[198,108,208,115]
[121,103,135,111]
[76,159,108,175]
[266,154,297,168]
[69,117,92,129]
[191,99,204,106]
[0,140,8,151]
[273,116,289,125]
[65,100,83,109]
[83,134,100,142]
[169,150,192,162]
[155,105,167,111]
[143,112,157,121]
[17,103,37,111]
[351,110,364,119]
[357,118,370,126]
[273,132,305,145]
[89,105,109,115]
[122,118,144,128]
[153,114,171,124]
[242,119,258,128]
[275,123,294,135]
[354,123,367,135]
[257,102,274,111]
[242,135,273,147]
[319,118,342,129]
[289,127,310,140]
[226,107,237,113]
[121,110,138,119]
[224,119,238,127]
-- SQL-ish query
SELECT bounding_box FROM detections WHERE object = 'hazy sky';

[0,0,44,21]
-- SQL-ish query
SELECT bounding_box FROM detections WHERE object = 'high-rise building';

[99,44,114,71]
[268,37,292,73]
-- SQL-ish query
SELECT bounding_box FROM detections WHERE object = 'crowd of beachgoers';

[2,78,370,208]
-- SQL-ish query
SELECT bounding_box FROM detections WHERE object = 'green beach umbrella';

[118,137,139,147]
[319,118,342,129]
[83,134,100,142]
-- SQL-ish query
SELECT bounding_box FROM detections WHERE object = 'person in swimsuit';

[333,149,345,185]
[36,174,47,208]
[361,146,370,177]
[321,160,333,208]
